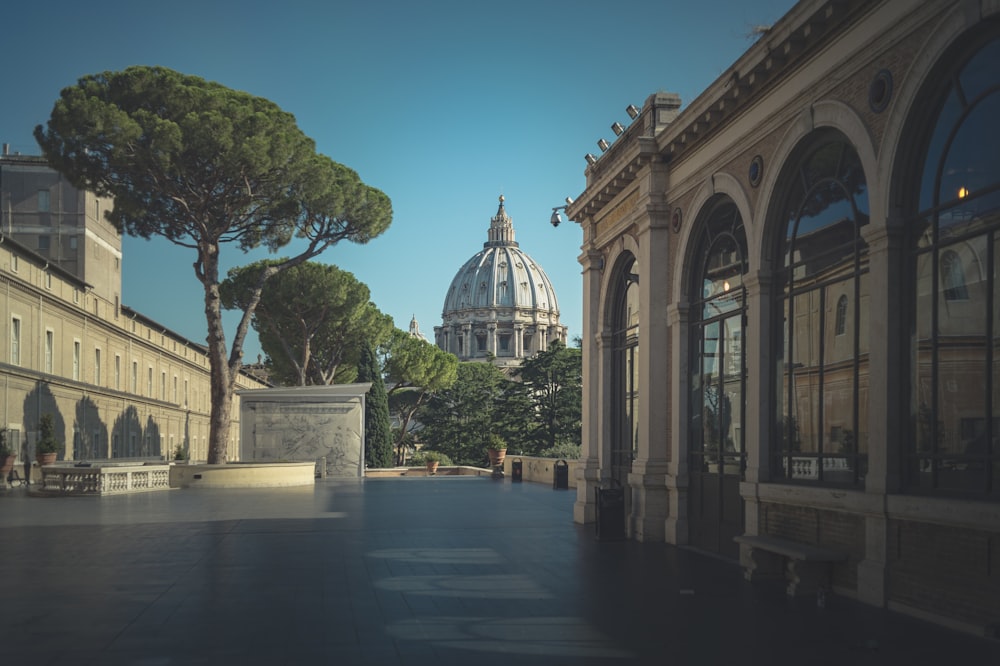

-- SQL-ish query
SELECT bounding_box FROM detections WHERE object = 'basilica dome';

[434,196,568,367]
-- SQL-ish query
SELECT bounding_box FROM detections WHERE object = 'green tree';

[34,66,391,463]
[417,361,513,466]
[383,330,458,465]
[512,340,582,454]
[357,341,393,469]
[221,261,393,386]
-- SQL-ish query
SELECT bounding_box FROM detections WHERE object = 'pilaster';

[574,249,606,525]
[628,460,670,541]
[665,301,690,545]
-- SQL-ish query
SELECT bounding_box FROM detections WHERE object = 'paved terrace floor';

[1,476,998,666]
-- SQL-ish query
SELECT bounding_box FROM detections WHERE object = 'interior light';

[723,280,731,292]
[958,186,969,199]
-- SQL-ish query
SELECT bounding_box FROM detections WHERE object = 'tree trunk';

[200,242,237,464]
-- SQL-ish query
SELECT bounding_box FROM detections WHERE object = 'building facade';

[568,0,999,635]
[0,152,265,467]
[435,196,568,368]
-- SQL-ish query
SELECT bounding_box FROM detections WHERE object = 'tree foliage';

[382,329,458,465]
[417,362,514,466]
[357,341,393,469]
[34,66,392,463]
[510,341,582,454]
[416,343,582,464]
[221,260,393,386]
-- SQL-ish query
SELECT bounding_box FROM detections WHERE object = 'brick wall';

[762,502,864,590]
[888,520,1000,629]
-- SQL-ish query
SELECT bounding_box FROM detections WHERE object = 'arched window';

[688,199,748,555]
[939,250,969,301]
[908,34,1000,497]
[835,295,849,336]
[610,256,639,487]
[774,133,869,486]
[690,200,748,474]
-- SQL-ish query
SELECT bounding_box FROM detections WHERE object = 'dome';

[435,196,568,366]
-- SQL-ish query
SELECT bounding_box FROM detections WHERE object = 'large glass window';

[690,201,747,478]
[773,134,870,485]
[611,256,639,486]
[908,35,1000,497]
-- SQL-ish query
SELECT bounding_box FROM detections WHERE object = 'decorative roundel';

[671,207,682,233]
[869,69,893,113]
[749,155,764,188]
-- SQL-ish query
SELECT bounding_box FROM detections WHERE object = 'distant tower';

[408,314,426,341]
[435,195,567,368]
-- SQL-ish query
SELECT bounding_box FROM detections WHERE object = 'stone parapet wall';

[502,456,579,489]
[169,462,315,488]
[365,466,492,478]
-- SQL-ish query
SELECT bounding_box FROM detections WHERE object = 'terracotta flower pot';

[487,448,507,467]
[426,461,439,475]
[36,452,57,466]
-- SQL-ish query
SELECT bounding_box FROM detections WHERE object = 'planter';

[426,461,439,475]
[36,452,57,466]
[487,448,507,467]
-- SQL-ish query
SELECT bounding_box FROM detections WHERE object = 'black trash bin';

[552,459,569,489]
[511,458,523,482]
[595,486,625,541]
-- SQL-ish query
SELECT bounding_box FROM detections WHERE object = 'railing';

[40,463,172,495]
[782,456,850,480]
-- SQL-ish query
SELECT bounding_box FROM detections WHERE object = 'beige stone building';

[0,151,265,467]
[568,0,1000,636]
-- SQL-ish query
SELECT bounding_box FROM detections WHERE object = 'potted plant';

[486,433,507,468]
[0,429,15,482]
[36,413,60,465]
[423,450,443,475]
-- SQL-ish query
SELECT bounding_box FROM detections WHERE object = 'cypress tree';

[357,341,393,468]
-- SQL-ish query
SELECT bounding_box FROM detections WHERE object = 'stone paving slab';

[1,476,998,665]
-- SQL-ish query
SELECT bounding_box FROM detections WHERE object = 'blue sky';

[1,0,794,361]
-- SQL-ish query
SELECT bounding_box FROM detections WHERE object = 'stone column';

[461,323,472,360]
[854,219,903,608]
[575,250,605,525]
[737,270,772,553]
[628,202,672,542]
[665,301,690,545]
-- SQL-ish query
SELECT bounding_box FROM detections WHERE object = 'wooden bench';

[734,534,847,596]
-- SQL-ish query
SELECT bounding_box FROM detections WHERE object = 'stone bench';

[734,534,847,596]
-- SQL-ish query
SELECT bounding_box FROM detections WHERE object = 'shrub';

[538,441,581,460]
[412,450,452,466]
[37,414,60,454]
[485,433,507,451]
